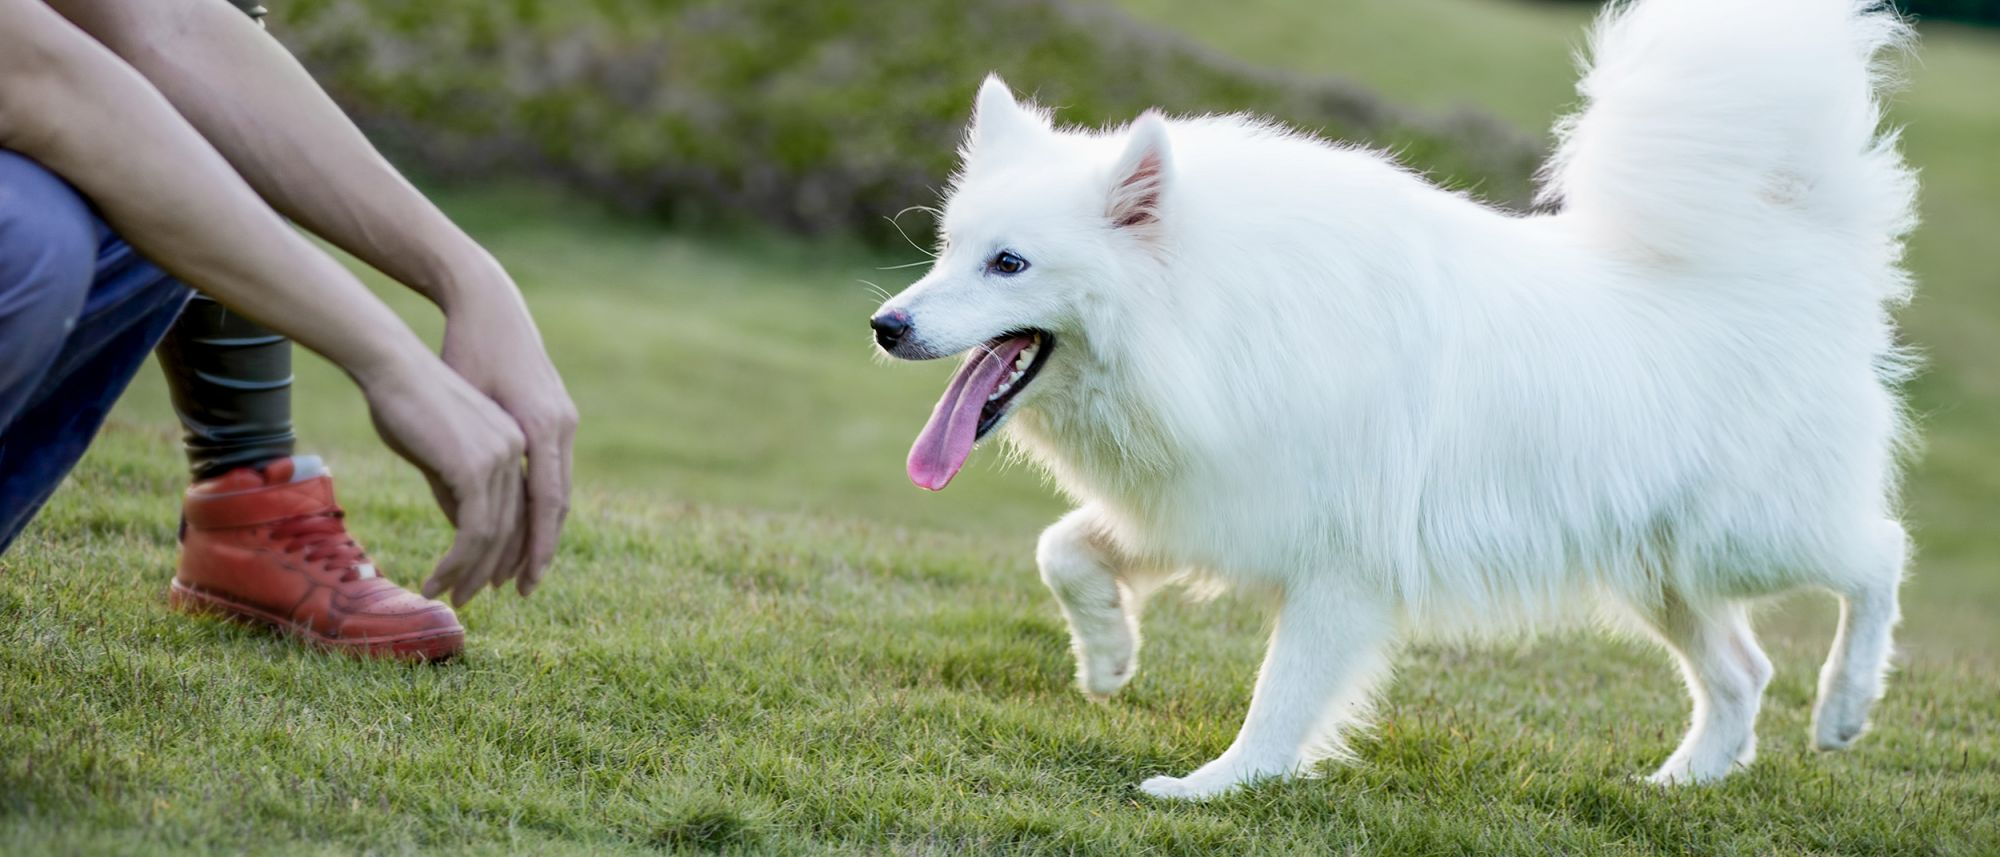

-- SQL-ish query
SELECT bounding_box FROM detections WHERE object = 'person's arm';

[46,0,484,306]
[0,0,526,606]
[47,0,577,595]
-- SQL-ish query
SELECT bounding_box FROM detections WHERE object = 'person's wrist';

[344,328,445,393]
[421,240,512,316]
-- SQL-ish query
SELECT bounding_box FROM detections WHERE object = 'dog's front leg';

[1140,580,1393,800]
[1037,507,1158,700]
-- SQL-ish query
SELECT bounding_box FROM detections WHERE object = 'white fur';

[876,0,1916,799]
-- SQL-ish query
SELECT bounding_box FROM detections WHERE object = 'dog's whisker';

[885,207,940,260]
[856,279,896,304]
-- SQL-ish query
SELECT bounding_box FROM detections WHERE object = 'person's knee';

[0,151,98,350]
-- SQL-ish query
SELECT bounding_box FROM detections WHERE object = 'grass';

[6,1,2000,853]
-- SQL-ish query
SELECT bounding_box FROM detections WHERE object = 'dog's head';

[872,76,1173,490]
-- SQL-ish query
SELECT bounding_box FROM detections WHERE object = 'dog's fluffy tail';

[1540,0,1917,301]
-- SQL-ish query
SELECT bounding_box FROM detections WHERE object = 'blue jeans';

[0,151,192,554]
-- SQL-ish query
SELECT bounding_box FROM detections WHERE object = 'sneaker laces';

[270,508,372,581]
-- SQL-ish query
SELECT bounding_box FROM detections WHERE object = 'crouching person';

[0,0,577,658]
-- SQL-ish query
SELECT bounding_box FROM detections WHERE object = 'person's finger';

[492,424,543,591]
[493,479,532,590]
[423,541,466,601]
[453,463,520,607]
[450,418,528,605]
[522,419,575,596]
[424,471,458,526]
[517,434,566,593]
[451,513,501,605]
[425,487,489,601]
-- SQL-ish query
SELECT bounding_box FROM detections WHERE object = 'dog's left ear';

[969,74,1051,156]
[1108,111,1172,233]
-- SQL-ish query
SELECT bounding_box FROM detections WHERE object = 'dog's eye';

[987,250,1029,277]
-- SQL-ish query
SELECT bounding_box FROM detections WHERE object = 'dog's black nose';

[871,310,912,351]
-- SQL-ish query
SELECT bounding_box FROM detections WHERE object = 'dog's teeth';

[988,360,1033,404]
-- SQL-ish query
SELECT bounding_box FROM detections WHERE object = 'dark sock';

[155,294,296,481]
[155,0,292,483]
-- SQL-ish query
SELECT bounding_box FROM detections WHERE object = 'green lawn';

[6,1,2000,854]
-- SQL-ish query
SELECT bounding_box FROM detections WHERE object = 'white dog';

[871,0,1917,799]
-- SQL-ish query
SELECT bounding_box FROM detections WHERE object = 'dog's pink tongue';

[908,343,1017,491]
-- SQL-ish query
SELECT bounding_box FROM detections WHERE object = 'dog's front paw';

[1138,770,1264,801]
[1137,760,1289,801]
[1641,757,1737,786]
[1073,630,1137,700]
[1138,774,1232,801]
[1077,644,1136,700]
[1811,682,1878,751]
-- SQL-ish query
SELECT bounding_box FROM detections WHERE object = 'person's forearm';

[46,0,499,311]
[0,1,434,385]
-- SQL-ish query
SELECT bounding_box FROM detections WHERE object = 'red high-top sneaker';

[169,456,464,661]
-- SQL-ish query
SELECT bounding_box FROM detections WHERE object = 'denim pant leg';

[0,151,192,554]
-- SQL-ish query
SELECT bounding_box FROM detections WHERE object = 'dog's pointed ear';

[1107,110,1172,232]
[968,74,1048,154]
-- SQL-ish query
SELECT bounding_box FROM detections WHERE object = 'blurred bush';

[1897,0,2000,24]
[1542,1,2000,28]
[277,0,1541,245]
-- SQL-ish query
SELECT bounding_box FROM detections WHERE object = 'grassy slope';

[6,1,2000,854]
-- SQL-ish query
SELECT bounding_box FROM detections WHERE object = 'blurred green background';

[7,0,2000,852]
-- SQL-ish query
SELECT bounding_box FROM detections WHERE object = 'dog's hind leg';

[1139,579,1394,801]
[1813,519,1906,751]
[1631,594,1773,785]
[1038,507,1164,700]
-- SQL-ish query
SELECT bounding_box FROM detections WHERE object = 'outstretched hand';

[437,258,578,598]
[361,355,531,607]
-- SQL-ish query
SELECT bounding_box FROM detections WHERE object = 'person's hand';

[437,256,578,597]
[359,354,530,606]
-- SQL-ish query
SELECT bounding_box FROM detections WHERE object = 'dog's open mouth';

[907,330,1053,491]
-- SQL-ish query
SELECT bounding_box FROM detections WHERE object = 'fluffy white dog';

[871,0,1917,799]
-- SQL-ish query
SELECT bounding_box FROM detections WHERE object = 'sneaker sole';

[169,580,465,662]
